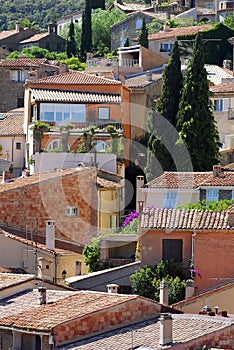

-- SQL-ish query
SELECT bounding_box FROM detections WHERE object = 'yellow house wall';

[174,286,234,314]
[57,253,88,282]
[98,189,119,230]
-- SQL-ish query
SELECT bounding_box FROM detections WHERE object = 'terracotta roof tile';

[0,29,18,40]
[26,70,121,86]
[0,167,93,193]
[0,58,51,68]
[0,273,35,291]
[0,291,138,331]
[148,25,212,40]
[210,82,234,93]
[59,314,234,349]
[125,72,162,88]
[146,171,234,189]
[113,0,151,12]
[57,11,82,21]
[30,88,122,103]
[0,111,24,135]
[0,229,75,256]
[140,208,230,230]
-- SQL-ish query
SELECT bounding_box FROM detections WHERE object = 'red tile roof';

[140,208,230,230]
[25,70,122,86]
[146,171,234,189]
[0,291,139,331]
[30,88,122,103]
[0,58,50,68]
[0,29,19,40]
[0,273,35,291]
[0,111,24,135]
[148,25,212,40]
[0,167,93,193]
[210,82,234,93]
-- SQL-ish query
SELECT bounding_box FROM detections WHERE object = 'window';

[40,103,86,123]
[163,192,178,209]
[206,3,213,8]
[16,142,21,150]
[136,18,142,29]
[65,206,78,217]
[11,70,28,82]
[206,189,219,202]
[17,97,24,108]
[121,38,127,46]
[47,139,63,151]
[213,98,229,112]
[162,239,182,262]
[160,43,173,52]
[92,140,109,152]
[232,190,234,200]
[45,42,50,50]
[122,24,127,31]
[98,107,110,120]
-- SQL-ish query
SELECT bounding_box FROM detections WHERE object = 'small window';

[16,142,21,150]
[232,190,234,200]
[160,43,173,52]
[163,192,178,209]
[98,107,110,120]
[214,99,223,112]
[121,38,127,47]
[65,206,78,217]
[17,97,24,108]
[122,24,127,31]
[206,189,219,202]
[136,18,143,29]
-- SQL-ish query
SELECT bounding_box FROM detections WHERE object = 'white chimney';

[46,220,55,251]
[160,280,168,306]
[146,70,153,82]
[136,175,145,215]
[107,284,119,294]
[159,313,173,346]
[213,164,221,177]
[185,279,194,299]
[38,287,46,305]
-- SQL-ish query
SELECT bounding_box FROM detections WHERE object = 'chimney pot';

[159,313,173,346]
[46,220,55,251]
[213,164,221,177]
[107,284,119,294]
[38,287,46,305]
[185,279,194,299]
[160,280,168,306]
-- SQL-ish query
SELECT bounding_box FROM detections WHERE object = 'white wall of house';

[0,135,25,169]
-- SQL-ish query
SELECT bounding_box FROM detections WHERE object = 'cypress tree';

[176,32,221,171]
[66,20,77,58]
[138,17,148,49]
[80,0,92,62]
[145,41,183,181]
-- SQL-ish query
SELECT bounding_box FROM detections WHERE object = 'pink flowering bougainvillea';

[122,210,139,227]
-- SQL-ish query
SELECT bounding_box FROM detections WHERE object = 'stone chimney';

[107,284,119,294]
[213,164,221,177]
[38,287,46,305]
[15,23,21,32]
[223,59,232,70]
[136,175,145,216]
[159,313,173,346]
[146,70,153,82]
[46,220,55,251]
[160,280,168,306]
[185,279,194,299]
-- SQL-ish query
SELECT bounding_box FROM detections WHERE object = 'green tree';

[138,17,148,48]
[177,199,234,211]
[80,0,92,62]
[145,41,183,181]
[66,20,77,58]
[224,13,234,29]
[30,122,51,153]
[83,237,101,272]
[176,32,221,171]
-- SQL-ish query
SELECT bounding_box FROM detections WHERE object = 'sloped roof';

[125,72,162,88]
[113,0,152,13]
[20,32,50,44]
[0,273,35,291]
[140,208,230,230]
[205,64,234,86]
[30,88,122,103]
[56,314,234,350]
[25,70,122,86]
[0,29,20,40]
[0,111,24,136]
[210,82,234,93]
[146,171,234,189]
[148,25,212,40]
[0,58,48,68]
[0,291,143,331]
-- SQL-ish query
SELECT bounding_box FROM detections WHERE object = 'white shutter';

[223,98,229,112]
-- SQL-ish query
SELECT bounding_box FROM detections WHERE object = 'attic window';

[65,206,78,217]
[136,18,142,29]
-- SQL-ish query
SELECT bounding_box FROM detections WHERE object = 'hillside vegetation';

[0,0,144,31]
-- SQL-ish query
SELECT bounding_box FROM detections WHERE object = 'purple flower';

[192,269,202,278]
[122,210,139,227]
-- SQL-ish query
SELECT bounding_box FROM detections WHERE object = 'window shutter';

[223,98,229,112]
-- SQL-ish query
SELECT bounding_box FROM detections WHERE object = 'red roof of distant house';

[210,82,234,93]
[148,25,212,40]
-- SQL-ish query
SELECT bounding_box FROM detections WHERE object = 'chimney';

[15,23,21,32]
[160,280,168,306]
[159,313,173,346]
[38,287,46,305]
[1,171,5,183]
[213,164,221,177]
[185,279,194,299]
[46,220,55,251]
[223,59,232,70]
[136,175,145,216]
[146,70,153,82]
[107,284,119,294]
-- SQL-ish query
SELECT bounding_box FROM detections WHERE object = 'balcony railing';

[50,120,123,132]
[119,59,139,67]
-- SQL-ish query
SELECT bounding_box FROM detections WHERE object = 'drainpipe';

[191,231,196,268]
[11,136,15,164]
[54,252,58,284]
